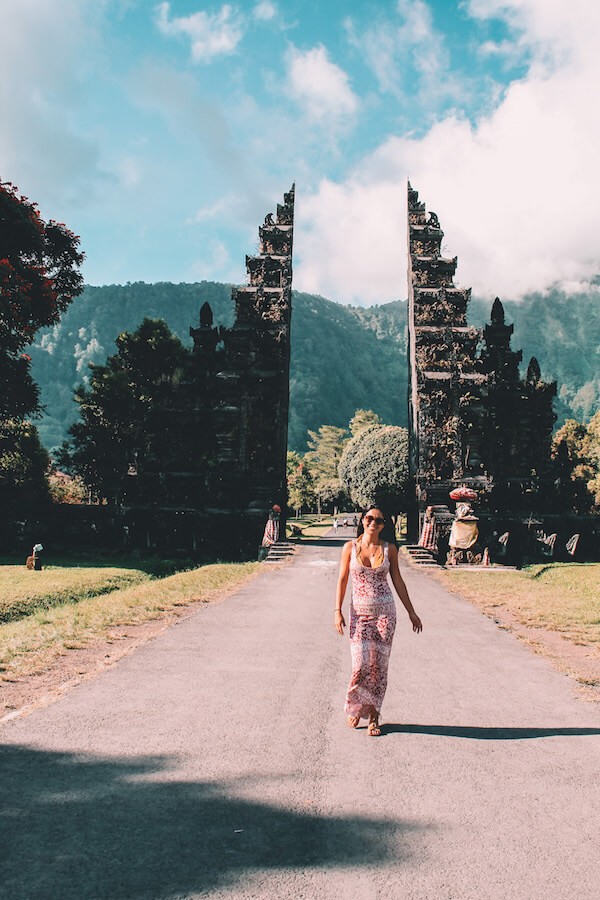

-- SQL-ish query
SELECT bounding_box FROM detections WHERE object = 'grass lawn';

[0,566,151,624]
[0,562,259,681]
[438,563,600,646]
[287,515,335,538]
[288,514,406,541]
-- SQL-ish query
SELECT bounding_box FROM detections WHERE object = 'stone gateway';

[407,183,563,563]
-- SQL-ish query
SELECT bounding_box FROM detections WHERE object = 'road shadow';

[381,724,600,740]
[0,744,424,898]
[292,537,349,547]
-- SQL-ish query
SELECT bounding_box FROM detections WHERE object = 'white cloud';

[155,2,244,63]
[476,38,528,69]
[345,0,457,104]
[295,0,600,305]
[128,63,243,178]
[464,0,600,71]
[190,239,235,281]
[117,157,142,189]
[396,0,439,52]
[253,1,276,22]
[295,179,406,305]
[0,0,105,208]
[286,45,358,126]
[188,195,232,224]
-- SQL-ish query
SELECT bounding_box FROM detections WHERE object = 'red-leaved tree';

[0,179,84,420]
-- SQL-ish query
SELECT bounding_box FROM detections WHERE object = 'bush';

[339,425,409,513]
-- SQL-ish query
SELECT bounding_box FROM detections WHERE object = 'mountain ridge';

[28,281,598,453]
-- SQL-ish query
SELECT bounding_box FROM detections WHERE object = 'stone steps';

[402,544,441,567]
[262,541,297,564]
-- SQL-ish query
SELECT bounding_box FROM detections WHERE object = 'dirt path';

[1,544,600,899]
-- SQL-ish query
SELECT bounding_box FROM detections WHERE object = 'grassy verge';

[287,514,406,541]
[0,554,195,577]
[438,563,600,646]
[0,567,151,624]
[287,515,335,538]
[0,562,259,681]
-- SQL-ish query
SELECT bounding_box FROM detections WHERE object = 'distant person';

[26,542,44,571]
[258,505,282,560]
[334,506,422,736]
[342,517,348,528]
[262,507,280,546]
[332,517,338,532]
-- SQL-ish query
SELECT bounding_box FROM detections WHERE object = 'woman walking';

[334,506,422,736]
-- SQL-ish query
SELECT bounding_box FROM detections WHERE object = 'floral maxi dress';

[345,541,397,718]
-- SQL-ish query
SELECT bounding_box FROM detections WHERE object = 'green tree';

[59,319,187,501]
[552,418,597,512]
[0,178,84,507]
[0,420,50,506]
[47,470,89,505]
[305,424,349,511]
[338,424,409,514]
[338,424,382,495]
[582,410,600,507]
[349,408,383,436]
[0,179,84,420]
[286,450,316,513]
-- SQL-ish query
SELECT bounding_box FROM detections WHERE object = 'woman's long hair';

[355,505,398,546]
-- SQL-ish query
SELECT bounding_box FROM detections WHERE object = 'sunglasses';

[364,515,384,525]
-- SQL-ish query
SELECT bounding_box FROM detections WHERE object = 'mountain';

[470,290,600,423]
[27,281,599,454]
[289,292,408,449]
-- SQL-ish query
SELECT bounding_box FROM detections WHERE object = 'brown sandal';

[347,715,360,728]
[367,713,381,736]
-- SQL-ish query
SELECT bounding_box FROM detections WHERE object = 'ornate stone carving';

[130,186,295,557]
[407,183,556,550]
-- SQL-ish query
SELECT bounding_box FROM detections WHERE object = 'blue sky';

[1,0,599,304]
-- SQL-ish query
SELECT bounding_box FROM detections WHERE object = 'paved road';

[1,543,600,900]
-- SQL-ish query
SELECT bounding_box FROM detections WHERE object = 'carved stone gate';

[117,186,296,558]
[407,183,557,548]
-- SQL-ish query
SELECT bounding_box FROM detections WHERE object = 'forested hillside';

[289,292,407,448]
[470,290,600,423]
[29,282,234,450]
[28,281,599,454]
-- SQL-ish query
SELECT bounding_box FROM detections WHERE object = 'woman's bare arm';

[334,541,353,635]
[388,544,422,633]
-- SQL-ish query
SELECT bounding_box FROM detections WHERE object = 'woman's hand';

[334,542,352,635]
[409,611,423,633]
[334,609,346,635]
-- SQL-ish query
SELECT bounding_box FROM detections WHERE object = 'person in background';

[259,506,281,560]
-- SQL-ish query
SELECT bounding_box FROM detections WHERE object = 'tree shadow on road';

[294,537,349,547]
[0,744,424,898]
[381,724,600,740]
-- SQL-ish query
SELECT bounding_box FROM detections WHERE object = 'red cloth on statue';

[262,518,279,546]
[419,518,438,552]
